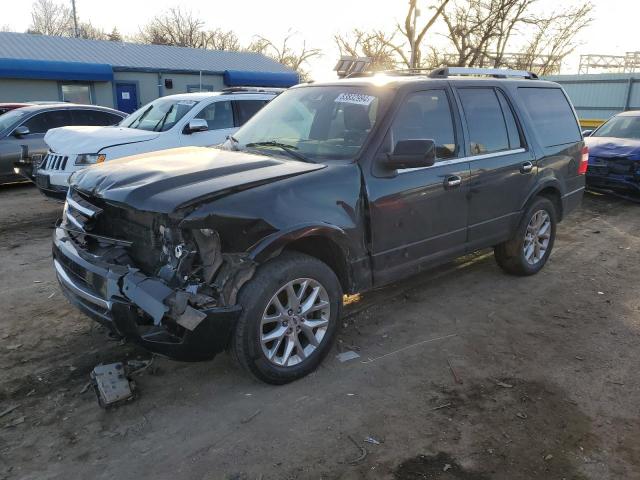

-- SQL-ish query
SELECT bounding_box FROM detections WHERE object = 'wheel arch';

[522,180,563,221]
[248,224,354,294]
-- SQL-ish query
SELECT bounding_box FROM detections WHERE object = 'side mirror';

[383,139,436,169]
[184,118,209,134]
[13,125,30,137]
[582,129,593,137]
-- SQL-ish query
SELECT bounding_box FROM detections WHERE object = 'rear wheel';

[232,251,342,384]
[494,196,557,276]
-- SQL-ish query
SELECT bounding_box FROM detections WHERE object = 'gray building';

[0,32,298,113]
[545,73,640,125]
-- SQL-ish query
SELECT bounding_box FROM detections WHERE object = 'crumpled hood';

[45,126,160,154]
[72,147,325,214]
[585,136,640,160]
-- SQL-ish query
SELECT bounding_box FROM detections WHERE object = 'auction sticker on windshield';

[335,93,375,106]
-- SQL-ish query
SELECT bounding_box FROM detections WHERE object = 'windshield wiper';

[245,141,314,163]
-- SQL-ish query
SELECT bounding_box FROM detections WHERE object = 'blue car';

[584,111,640,194]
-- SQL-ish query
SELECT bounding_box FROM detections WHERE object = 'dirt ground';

[0,183,638,480]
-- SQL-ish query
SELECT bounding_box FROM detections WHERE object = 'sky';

[1,0,639,80]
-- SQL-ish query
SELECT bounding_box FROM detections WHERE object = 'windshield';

[0,109,28,134]
[226,86,385,161]
[592,115,640,140]
[120,97,199,132]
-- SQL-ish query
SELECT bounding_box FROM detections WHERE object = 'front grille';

[71,189,162,275]
[42,153,69,171]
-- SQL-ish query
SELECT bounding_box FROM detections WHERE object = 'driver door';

[181,100,236,147]
[365,89,471,286]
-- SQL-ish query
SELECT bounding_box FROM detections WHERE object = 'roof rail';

[221,86,286,94]
[428,67,538,79]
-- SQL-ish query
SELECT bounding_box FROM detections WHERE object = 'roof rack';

[221,86,286,94]
[428,67,538,79]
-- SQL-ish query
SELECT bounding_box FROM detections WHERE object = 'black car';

[52,67,586,384]
[0,104,125,183]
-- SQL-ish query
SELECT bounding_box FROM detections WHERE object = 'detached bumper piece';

[53,227,242,361]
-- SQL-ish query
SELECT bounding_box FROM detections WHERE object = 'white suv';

[35,89,280,199]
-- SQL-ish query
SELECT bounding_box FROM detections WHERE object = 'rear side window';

[72,110,122,126]
[234,100,268,126]
[457,88,510,155]
[518,88,580,147]
[496,90,523,149]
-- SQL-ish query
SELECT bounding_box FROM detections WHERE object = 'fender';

[520,176,563,212]
[247,222,352,264]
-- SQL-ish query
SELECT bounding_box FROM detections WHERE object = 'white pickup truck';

[35,89,279,199]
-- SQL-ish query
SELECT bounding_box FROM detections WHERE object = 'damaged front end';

[52,189,255,361]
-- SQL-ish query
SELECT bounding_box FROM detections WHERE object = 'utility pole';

[408,0,420,69]
[71,0,79,37]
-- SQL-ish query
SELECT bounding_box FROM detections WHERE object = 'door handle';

[520,161,533,174]
[444,175,462,188]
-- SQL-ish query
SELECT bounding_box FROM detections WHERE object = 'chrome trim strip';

[66,212,85,231]
[67,196,96,218]
[562,186,585,198]
[398,148,527,174]
[54,259,111,310]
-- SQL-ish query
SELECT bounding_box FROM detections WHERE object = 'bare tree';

[138,8,207,48]
[334,29,401,71]
[206,29,241,51]
[248,31,321,80]
[440,0,593,74]
[77,21,108,41]
[399,0,451,68]
[28,0,73,36]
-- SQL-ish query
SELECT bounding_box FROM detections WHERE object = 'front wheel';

[494,196,557,276]
[232,251,342,384]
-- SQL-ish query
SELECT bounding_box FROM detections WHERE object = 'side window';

[194,101,234,130]
[390,90,457,160]
[458,88,510,155]
[23,110,72,133]
[234,100,268,126]
[496,90,524,149]
[518,87,581,147]
[72,110,122,126]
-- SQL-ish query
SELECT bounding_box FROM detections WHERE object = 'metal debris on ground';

[544,454,553,461]
[364,436,381,445]
[515,412,528,419]
[336,350,360,362]
[90,362,135,409]
[431,403,452,411]
[443,463,452,472]
[346,435,368,464]
[6,344,23,351]
[3,416,25,428]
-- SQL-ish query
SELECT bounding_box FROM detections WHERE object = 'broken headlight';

[75,153,106,165]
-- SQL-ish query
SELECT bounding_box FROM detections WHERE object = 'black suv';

[52,68,586,384]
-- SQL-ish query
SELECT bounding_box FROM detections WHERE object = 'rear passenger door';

[233,99,269,126]
[367,89,470,286]
[455,87,536,248]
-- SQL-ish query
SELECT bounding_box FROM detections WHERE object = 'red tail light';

[578,145,589,175]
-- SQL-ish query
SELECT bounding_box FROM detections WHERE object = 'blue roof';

[224,70,299,88]
[0,32,295,75]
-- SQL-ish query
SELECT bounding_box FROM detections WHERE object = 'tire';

[494,196,557,276]
[232,251,342,384]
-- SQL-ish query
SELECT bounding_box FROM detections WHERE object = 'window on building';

[61,84,92,104]
[458,88,510,155]
[195,101,234,130]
